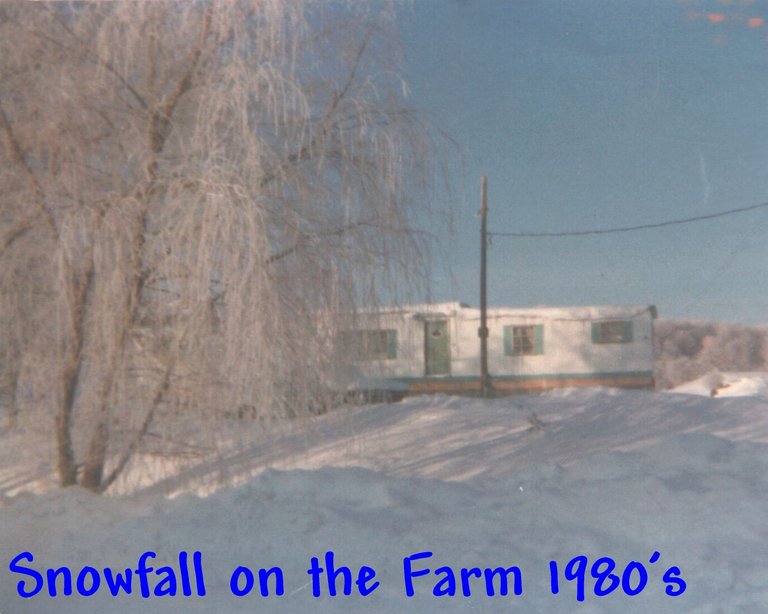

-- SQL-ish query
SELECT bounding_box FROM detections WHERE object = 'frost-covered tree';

[654,320,768,389]
[0,1,438,491]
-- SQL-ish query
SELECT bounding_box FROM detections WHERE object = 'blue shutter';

[503,325,512,356]
[535,324,544,354]
[387,330,397,359]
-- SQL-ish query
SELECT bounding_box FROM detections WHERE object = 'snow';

[2,379,768,612]
[671,371,768,400]
[363,301,655,322]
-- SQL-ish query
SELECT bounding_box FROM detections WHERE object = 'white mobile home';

[337,302,657,396]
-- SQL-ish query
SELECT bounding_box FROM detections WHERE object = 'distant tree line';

[654,320,768,389]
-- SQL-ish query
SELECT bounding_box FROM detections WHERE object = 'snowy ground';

[2,376,768,612]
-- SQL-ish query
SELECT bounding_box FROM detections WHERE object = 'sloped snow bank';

[119,388,768,496]
[2,387,768,612]
[1,432,768,612]
[671,371,768,399]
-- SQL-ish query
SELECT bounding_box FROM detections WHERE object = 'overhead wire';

[488,200,768,238]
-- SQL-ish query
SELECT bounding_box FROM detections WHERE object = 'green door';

[424,319,450,375]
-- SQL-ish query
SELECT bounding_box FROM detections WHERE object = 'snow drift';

[2,381,768,612]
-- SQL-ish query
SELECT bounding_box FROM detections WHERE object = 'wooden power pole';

[479,176,490,397]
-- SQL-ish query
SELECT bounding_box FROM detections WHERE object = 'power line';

[489,200,768,238]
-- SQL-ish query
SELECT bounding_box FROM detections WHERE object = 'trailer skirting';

[402,371,655,395]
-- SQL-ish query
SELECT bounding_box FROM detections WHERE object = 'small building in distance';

[336,302,657,397]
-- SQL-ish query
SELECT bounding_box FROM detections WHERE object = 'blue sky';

[398,0,768,324]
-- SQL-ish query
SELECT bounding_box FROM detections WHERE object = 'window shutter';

[591,322,599,343]
[535,324,544,354]
[624,321,634,343]
[503,325,512,356]
[387,330,397,359]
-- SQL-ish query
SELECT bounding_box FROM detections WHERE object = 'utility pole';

[479,176,490,397]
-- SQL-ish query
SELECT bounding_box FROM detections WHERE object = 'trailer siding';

[337,303,656,396]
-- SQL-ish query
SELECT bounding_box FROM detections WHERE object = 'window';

[337,329,397,360]
[504,324,543,356]
[591,320,633,344]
